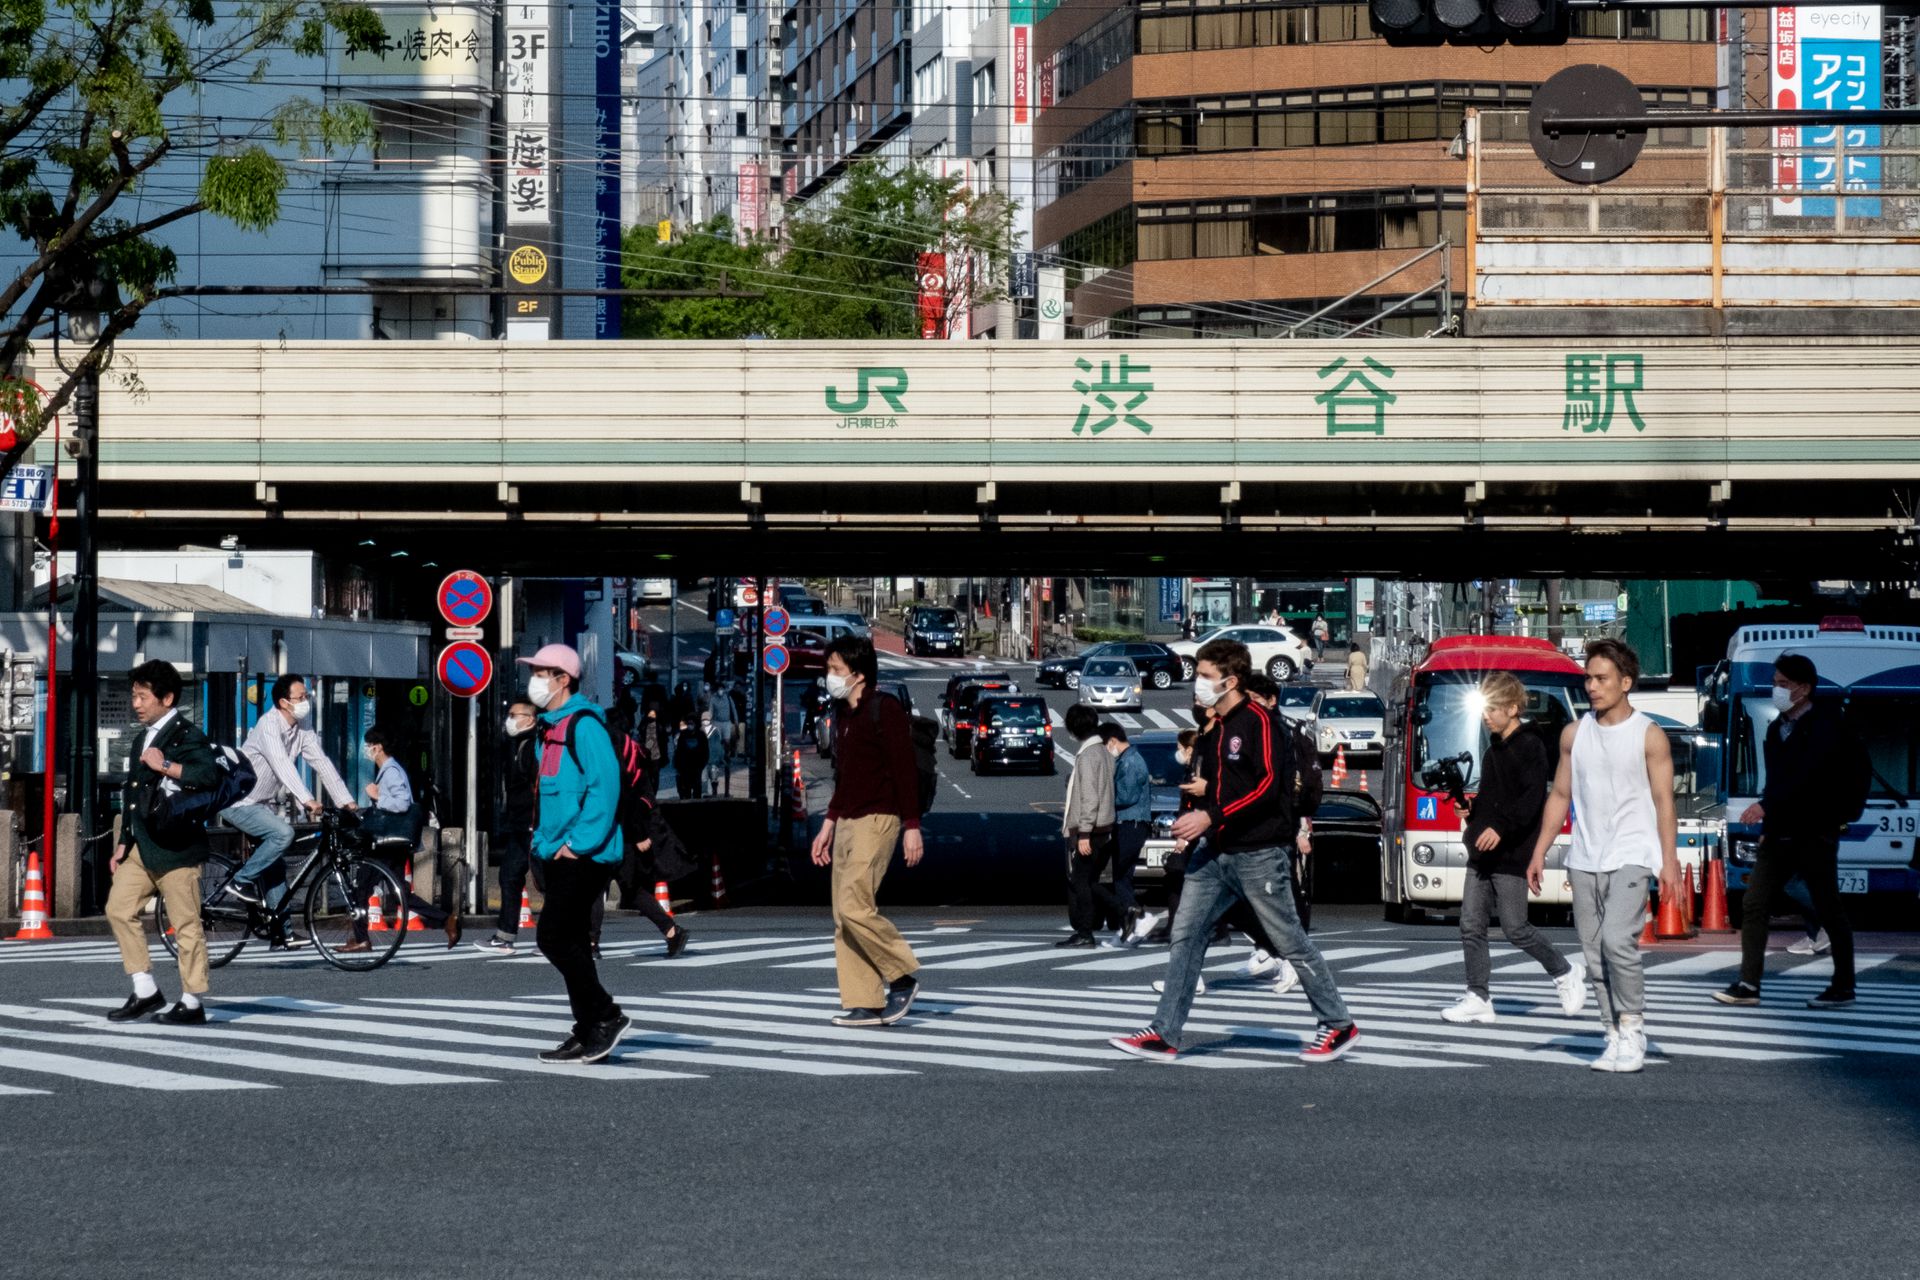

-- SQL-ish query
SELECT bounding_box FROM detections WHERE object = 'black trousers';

[1112,823,1148,918]
[495,828,533,936]
[536,856,622,1029]
[1739,834,1855,991]
[1067,831,1121,936]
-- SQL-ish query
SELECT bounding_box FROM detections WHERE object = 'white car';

[1169,624,1315,682]
[1312,690,1387,763]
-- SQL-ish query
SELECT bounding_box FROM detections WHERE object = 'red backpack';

[540,706,656,852]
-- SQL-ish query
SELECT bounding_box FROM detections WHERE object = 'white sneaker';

[1787,929,1832,956]
[1243,949,1282,979]
[1272,959,1300,996]
[1612,1016,1647,1073]
[1151,975,1206,996]
[1126,912,1163,945]
[1440,992,1497,1024]
[1590,1029,1622,1072]
[1554,958,1588,1016]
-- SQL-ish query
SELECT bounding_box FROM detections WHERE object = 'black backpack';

[143,739,258,842]
[1277,713,1321,821]
[836,691,939,816]
[1830,711,1873,827]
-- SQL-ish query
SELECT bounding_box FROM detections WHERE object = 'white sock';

[180,992,202,1010]
[131,972,158,999]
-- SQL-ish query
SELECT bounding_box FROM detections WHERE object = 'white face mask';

[505,716,531,737]
[286,699,312,722]
[824,672,853,700]
[1192,676,1224,708]
[1771,685,1797,712]
[528,675,554,707]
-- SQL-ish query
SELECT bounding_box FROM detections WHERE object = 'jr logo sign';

[825,367,910,423]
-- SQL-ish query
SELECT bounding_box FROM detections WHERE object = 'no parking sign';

[437,641,493,697]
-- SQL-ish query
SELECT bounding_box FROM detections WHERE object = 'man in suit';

[103,660,224,1025]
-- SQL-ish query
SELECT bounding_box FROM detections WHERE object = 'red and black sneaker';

[1108,1028,1178,1062]
[1299,1022,1359,1063]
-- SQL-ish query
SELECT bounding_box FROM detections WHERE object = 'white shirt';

[234,710,352,810]
[1567,710,1662,874]
[139,709,178,755]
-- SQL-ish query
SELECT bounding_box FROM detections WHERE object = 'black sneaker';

[831,1008,885,1027]
[221,880,264,905]
[154,1002,208,1026]
[665,926,690,959]
[107,992,165,1023]
[1712,981,1761,1006]
[1300,1022,1359,1063]
[881,976,919,1025]
[1054,934,1097,949]
[578,1014,632,1064]
[282,929,315,951]
[538,1034,586,1064]
[1806,986,1856,1010]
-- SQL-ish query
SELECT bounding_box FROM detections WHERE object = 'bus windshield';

[1731,693,1920,801]
[1412,671,1588,787]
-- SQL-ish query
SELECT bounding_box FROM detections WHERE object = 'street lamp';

[54,270,121,912]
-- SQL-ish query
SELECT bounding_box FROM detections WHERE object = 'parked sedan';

[1077,658,1143,712]
[1168,625,1314,683]
[1312,690,1387,763]
[1037,641,1184,690]
[970,696,1056,775]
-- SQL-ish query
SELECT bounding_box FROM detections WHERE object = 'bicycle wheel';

[153,853,253,970]
[306,857,406,972]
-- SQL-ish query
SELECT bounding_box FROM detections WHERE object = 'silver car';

[1312,690,1387,763]
[1077,658,1143,711]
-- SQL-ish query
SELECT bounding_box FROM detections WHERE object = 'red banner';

[1012,26,1030,125]
[917,252,947,339]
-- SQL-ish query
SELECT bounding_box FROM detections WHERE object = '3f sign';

[509,31,547,58]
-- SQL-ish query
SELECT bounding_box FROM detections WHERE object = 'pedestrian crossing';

[877,655,1034,673]
[3,972,1918,1095]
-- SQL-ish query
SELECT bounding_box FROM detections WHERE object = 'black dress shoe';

[1054,934,1097,949]
[665,925,690,958]
[444,912,464,950]
[154,1001,208,1026]
[107,992,165,1022]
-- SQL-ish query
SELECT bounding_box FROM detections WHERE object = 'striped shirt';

[233,711,352,810]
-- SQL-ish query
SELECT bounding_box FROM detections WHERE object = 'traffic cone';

[517,889,535,931]
[10,849,53,940]
[1331,743,1348,788]
[1357,770,1369,794]
[1700,857,1734,932]
[1679,864,1697,932]
[709,854,729,908]
[1655,875,1694,939]
[790,750,807,821]
[654,880,674,918]
[401,862,428,932]
[1638,885,1658,945]
[367,887,388,932]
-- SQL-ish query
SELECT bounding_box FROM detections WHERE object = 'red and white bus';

[1380,635,1589,921]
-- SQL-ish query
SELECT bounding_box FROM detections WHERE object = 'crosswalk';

[0,929,1903,985]
[2,971,1917,1094]
[877,655,1032,673]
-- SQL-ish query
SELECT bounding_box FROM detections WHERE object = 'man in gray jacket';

[1058,704,1118,948]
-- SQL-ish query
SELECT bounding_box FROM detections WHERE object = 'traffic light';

[1369,0,1566,45]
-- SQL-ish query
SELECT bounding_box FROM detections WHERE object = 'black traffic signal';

[1369,0,1567,45]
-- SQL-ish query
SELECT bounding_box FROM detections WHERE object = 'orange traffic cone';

[654,880,674,918]
[1330,744,1348,788]
[10,849,53,940]
[1700,857,1734,932]
[1638,885,1658,945]
[367,887,388,932]
[400,861,428,932]
[1357,770,1369,794]
[517,889,535,931]
[790,750,807,821]
[1655,875,1694,939]
[710,855,729,908]
[1679,864,1697,932]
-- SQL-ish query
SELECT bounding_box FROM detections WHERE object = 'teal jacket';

[533,695,623,864]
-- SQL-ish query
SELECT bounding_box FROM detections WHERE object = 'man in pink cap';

[517,643,631,1064]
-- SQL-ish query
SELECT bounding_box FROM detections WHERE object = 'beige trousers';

[105,849,209,995]
[830,815,919,1009]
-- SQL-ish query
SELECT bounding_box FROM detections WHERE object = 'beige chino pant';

[105,848,210,995]
[830,815,919,1010]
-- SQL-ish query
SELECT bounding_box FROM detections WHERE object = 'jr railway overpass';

[30,337,1920,576]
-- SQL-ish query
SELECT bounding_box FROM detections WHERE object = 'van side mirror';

[1701,701,1726,734]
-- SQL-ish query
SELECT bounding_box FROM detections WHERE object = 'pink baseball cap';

[515,643,582,680]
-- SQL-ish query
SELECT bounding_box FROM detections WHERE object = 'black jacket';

[501,731,538,833]
[120,715,223,874]
[1205,698,1298,853]
[1761,703,1856,841]
[1464,726,1552,875]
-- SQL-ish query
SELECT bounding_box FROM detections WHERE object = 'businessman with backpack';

[1716,652,1863,1010]
[103,660,226,1025]
[809,633,924,1029]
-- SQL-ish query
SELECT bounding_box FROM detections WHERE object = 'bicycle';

[153,809,411,972]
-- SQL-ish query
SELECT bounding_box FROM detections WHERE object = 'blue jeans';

[225,804,296,914]
[1149,843,1351,1045]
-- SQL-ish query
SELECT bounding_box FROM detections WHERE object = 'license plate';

[1145,848,1169,869]
[1837,869,1870,894]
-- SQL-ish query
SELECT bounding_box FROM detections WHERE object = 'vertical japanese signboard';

[505,3,553,338]
[917,252,947,339]
[1772,6,1882,218]
[739,161,766,235]
[593,0,622,339]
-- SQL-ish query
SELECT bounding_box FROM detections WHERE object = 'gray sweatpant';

[1570,867,1648,1026]
[1460,869,1571,1000]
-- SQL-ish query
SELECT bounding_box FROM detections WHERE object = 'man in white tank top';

[1527,639,1681,1074]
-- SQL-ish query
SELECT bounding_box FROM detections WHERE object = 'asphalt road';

[4,904,1917,1280]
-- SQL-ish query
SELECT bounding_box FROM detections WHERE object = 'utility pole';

[66,366,98,907]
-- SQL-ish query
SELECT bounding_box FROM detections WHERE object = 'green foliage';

[621,160,1018,341]
[1072,627,1148,644]
[1,0,384,468]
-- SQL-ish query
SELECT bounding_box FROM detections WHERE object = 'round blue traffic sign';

[763,606,791,638]
[437,571,493,628]
[762,644,790,677]
[437,641,493,697]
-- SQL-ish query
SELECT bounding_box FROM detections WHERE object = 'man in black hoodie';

[1109,639,1359,1064]
[1442,672,1584,1024]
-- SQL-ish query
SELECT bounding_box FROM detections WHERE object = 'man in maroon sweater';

[809,633,924,1027]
